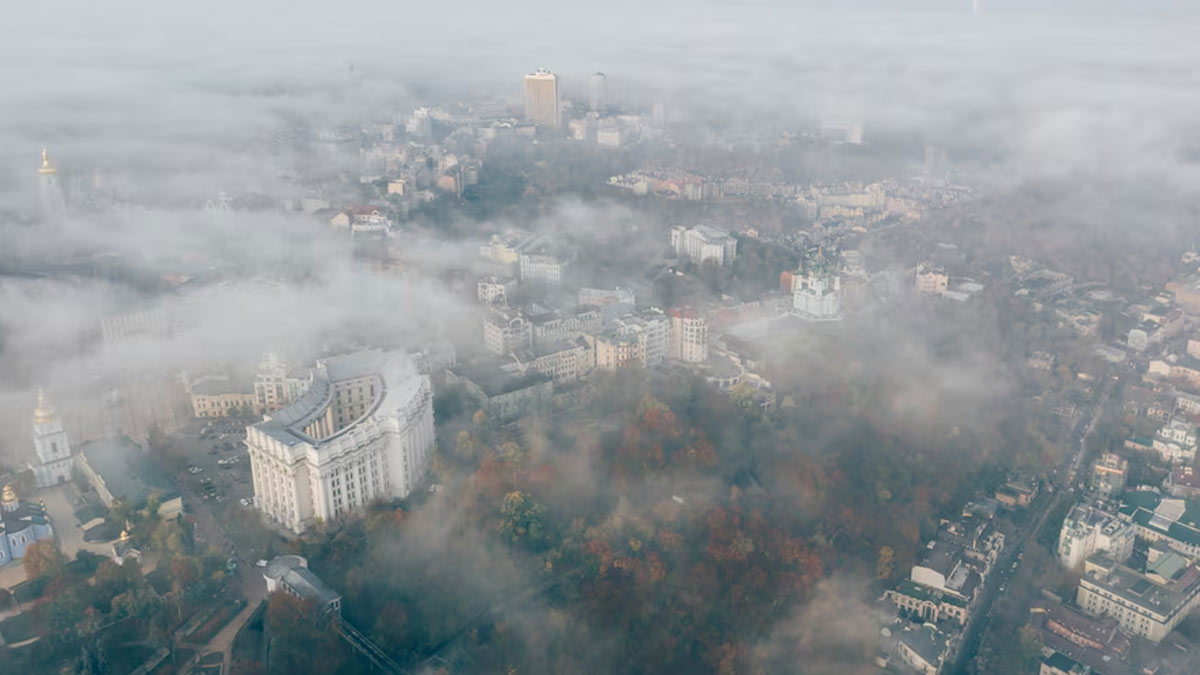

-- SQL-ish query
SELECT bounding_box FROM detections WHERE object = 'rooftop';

[897,624,948,666]
[450,362,552,397]
[264,555,340,607]
[1120,490,1200,548]
[253,349,423,448]
[1082,553,1200,619]
[79,436,179,506]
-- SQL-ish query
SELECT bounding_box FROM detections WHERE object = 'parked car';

[256,559,268,568]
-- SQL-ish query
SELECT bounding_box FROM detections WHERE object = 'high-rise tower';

[523,69,561,128]
[32,390,74,487]
[38,147,66,225]
[589,72,608,113]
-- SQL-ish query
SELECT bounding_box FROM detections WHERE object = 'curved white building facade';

[246,350,434,533]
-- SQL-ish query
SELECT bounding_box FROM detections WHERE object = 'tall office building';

[588,72,607,113]
[524,69,561,128]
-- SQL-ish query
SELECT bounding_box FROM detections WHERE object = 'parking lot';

[161,418,288,569]
[171,419,255,509]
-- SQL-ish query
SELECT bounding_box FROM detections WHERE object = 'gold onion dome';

[38,147,56,175]
[34,389,57,424]
[2,484,16,505]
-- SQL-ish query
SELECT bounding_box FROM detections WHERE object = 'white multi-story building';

[670,225,737,267]
[31,390,73,488]
[531,310,601,348]
[1154,418,1197,464]
[1056,504,1135,570]
[914,264,949,296]
[1077,548,1200,642]
[792,271,843,321]
[508,339,592,384]
[484,307,533,356]
[477,276,515,306]
[668,308,708,363]
[246,350,434,534]
[613,308,670,367]
[519,251,569,286]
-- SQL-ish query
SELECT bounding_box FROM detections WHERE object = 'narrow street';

[951,378,1116,674]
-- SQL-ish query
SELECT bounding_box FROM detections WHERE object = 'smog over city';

[1,1,1199,674]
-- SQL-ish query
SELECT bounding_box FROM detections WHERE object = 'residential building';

[1033,602,1131,663]
[668,308,708,363]
[1153,418,1197,464]
[669,225,737,266]
[254,353,311,415]
[895,623,950,675]
[1166,465,1200,499]
[578,287,635,318]
[100,307,170,344]
[1056,504,1135,569]
[508,339,592,384]
[330,205,389,234]
[910,540,983,603]
[245,350,435,534]
[914,263,949,295]
[0,484,53,565]
[883,580,968,625]
[995,474,1039,508]
[614,308,670,366]
[31,390,73,488]
[531,310,601,348]
[189,377,258,418]
[477,276,515,306]
[1076,548,1200,642]
[523,69,560,128]
[263,555,341,620]
[519,249,570,285]
[593,331,646,370]
[1092,453,1129,500]
[484,307,533,356]
[76,436,183,518]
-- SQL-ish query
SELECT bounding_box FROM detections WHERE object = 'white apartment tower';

[245,350,434,534]
[31,390,73,488]
[524,69,561,128]
[1056,504,1135,570]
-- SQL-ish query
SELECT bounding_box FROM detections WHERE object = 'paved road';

[951,379,1115,674]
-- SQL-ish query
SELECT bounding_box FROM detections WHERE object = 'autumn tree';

[876,546,895,580]
[266,592,345,674]
[23,539,65,581]
[500,491,547,548]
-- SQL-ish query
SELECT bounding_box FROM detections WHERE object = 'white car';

[239,497,254,507]
[255,559,268,568]
[187,466,203,474]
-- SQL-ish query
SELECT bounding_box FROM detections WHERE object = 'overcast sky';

[2,0,1198,461]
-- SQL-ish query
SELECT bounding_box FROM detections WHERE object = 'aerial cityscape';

[2,2,1200,674]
